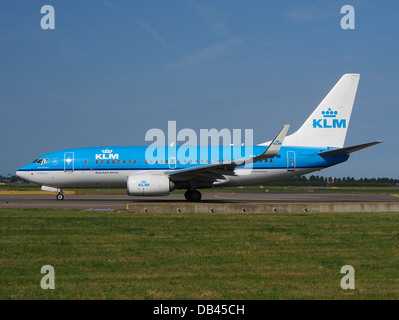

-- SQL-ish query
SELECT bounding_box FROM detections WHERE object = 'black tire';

[191,190,202,202]
[184,190,193,201]
[56,193,64,201]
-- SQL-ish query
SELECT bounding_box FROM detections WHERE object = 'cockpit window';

[32,158,49,165]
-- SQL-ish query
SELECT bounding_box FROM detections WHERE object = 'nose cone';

[16,164,33,182]
[16,169,29,181]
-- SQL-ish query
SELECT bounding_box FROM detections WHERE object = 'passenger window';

[128,160,132,164]
[85,160,88,165]
[123,160,126,164]
[134,160,137,164]
[270,159,273,163]
[112,160,115,164]
[117,160,121,164]
[106,160,110,164]
[101,160,104,164]
[96,160,99,164]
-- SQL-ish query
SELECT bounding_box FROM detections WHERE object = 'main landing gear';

[184,189,202,202]
[56,192,64,201]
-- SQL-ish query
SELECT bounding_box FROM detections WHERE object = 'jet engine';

[127,173,174,196]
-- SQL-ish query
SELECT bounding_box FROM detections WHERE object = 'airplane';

[16,74,382,201]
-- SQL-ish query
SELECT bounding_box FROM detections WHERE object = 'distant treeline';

[0,175,23,183]
[1,175,398,187]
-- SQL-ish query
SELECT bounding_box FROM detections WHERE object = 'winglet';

[254,124,290,162]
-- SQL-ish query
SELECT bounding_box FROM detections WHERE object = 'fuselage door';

[64,152,74,172]
[287,151,296,171]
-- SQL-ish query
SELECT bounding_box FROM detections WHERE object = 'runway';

[0,192,398,210]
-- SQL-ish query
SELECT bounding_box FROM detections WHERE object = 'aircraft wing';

[168,125,289,184]
[318,141,383,157]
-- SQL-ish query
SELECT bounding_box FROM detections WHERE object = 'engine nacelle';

[127,174,174,196]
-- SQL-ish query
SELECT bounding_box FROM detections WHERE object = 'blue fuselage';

[16,145,348,189]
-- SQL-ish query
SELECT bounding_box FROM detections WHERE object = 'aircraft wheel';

[184,190,193,201]
[56,193,64,201]
[191,190,202,202]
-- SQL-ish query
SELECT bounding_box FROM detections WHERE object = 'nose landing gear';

[56,192,64,201]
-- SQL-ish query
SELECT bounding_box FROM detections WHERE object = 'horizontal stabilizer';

[318,141,383,157]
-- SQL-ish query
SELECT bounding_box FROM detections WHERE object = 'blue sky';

[1,0,398,178]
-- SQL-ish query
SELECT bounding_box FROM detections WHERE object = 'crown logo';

[138,180,149,187]
[102,149,113,153]
[322,108,338,118]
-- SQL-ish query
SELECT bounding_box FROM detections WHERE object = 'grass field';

[1,208,398,299]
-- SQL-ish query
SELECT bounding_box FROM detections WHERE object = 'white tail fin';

[281,74,360,148]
